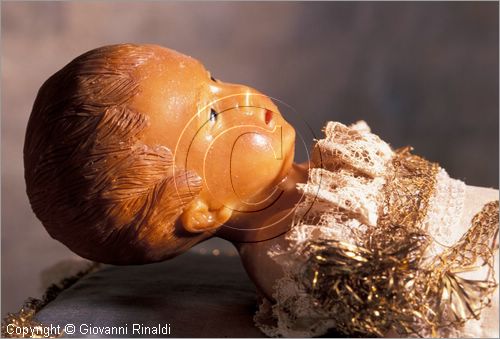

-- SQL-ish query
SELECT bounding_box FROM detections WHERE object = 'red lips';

[265,109,273,125]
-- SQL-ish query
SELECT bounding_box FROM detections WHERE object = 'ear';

[180,195,233,233]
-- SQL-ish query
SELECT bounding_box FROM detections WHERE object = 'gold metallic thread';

[300,148,499,337]
[1,263,100,338]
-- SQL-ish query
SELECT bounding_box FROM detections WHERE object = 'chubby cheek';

[230,132,284,198]
[195,128,288,211]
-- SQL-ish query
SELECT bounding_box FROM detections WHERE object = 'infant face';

[130,46,296,231]
[25,44,296,263]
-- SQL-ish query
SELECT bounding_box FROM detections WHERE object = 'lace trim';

[255,121,497,338]
[423,168,466,257]
[312,121,393,178]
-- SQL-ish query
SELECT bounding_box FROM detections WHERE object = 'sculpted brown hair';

[24,44,205,264]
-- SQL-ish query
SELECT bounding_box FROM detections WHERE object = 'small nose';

[211,82,278,125]
[234,87,278,129]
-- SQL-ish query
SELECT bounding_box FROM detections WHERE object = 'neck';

[215,161,309,243]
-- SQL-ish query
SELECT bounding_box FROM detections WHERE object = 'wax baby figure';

[24,44,499,337]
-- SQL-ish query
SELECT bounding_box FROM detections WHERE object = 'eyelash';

[210,75,217,82]
[210,108,218,122]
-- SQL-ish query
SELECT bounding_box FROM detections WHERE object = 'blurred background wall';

[2,2,498,316]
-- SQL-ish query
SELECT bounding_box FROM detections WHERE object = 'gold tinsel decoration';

[1,262,101,338]
[301,148,499,337]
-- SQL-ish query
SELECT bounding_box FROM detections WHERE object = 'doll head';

[24,44,295,264]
